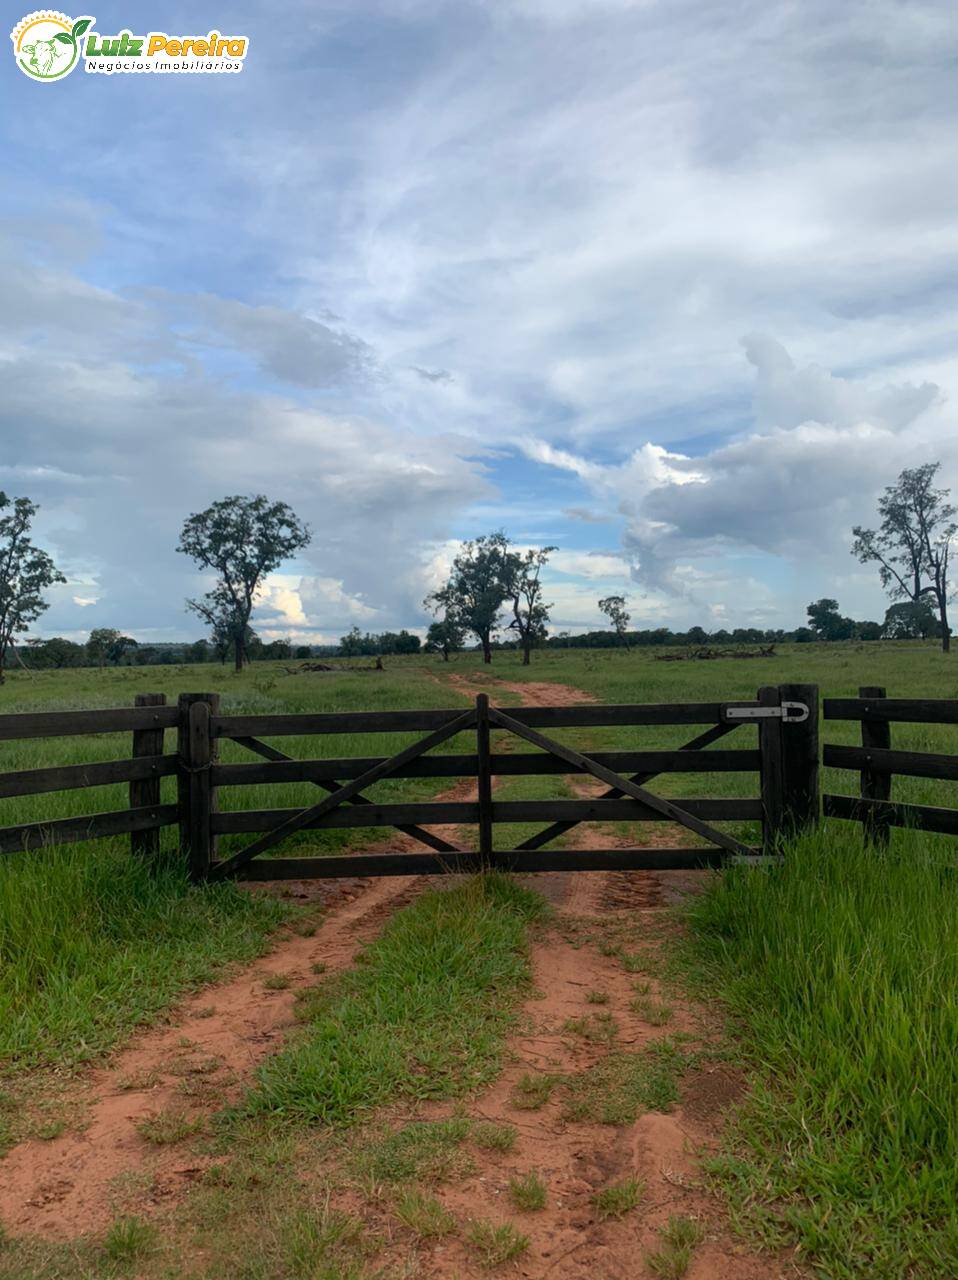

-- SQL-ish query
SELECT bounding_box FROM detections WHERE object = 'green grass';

[392,1189,457,1238]
[101,1215,157,1267]
[562,1011,619,1044]
[508,1170,547,1211]
[349,1117,474,1185]
[465,1219,530,1267]
[686,825,958,1278]
[135,1108,206,1145]
[561,1042,683,1125]
[591,1176,643,1220]
[509,1070,562,1110]
[471,1120,516,1152]
[644,1215,706,1278]
[248,874,547,1126]
[0,844,289,1074]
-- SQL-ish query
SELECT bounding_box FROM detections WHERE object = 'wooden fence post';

[476,693,494,865]
[859,685,891,848]
[130,692,166,862]
[779,682,820,836]
[177,692,220,881]
[757,685,785,852]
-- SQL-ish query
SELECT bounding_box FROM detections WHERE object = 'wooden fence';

[0,684,824,881]
[823,685,958,846]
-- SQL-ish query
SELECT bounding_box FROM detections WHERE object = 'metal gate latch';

[723,701,809,723]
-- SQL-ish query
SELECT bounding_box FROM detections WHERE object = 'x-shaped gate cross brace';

[211,707,476,880]
[488,706,753,860]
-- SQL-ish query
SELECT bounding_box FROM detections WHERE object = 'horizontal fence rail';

[0,683,829,878]
[0,804,179,855]
[0,754,180,801]
[211,798,762,834]
[212,748,761,787]
[823,685,958,846]
[212,700,762,739]
[0,705,179,741]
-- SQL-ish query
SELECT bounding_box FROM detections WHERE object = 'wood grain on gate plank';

[0,804,179,854]
[211,797,759,834]
[823,793,958,835]
[0,706,179,741]
[212,747,760,786]
[212,701,754,739]
[824,743,958,782]
[0,754,178,800]
[824,698,958,724]
[229,846,745,879]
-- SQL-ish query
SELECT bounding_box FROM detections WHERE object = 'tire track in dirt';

[0,678,576,1240]
[0,874,421,1240]
[410,891,795,1279]
[438,669,684,914]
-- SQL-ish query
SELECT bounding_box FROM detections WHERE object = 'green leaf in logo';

[71,17,93,38]
[54,31,74,44]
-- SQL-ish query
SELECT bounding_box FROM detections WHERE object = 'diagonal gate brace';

[212,707,476,880]
[229,735,462,855]
[488,706,752,860]
[517,720,738,851]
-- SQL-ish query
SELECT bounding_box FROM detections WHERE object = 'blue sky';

[3,0,957,643]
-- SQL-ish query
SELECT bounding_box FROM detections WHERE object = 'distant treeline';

[17,596,939,671]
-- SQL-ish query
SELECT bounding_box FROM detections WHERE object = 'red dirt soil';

[0,671,793,1275]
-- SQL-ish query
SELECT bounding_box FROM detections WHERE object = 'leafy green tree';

[853,462,956,652]
[425,532,515,664]
[87,627,120,669]
[340,625,364,657]
[883,599,940,639]
[806,598,856,641]
[86,630,136,667]
[598,595,631,649]
[177,495,311,672]
[187,639,210,663]
[0,494,65,684]
[507,545,557,665]
[425,615,466,662]
[24,636,83,668]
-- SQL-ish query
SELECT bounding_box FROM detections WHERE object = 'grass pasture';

[1,641,958,1277]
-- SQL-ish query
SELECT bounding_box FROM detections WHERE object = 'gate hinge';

[722,701,809,724]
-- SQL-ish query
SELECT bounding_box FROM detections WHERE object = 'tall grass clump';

[248,874,547,1126]
[0,842,289,1072]
[687,824,958,1277]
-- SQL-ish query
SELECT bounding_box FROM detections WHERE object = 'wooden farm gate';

[0,683,820,880]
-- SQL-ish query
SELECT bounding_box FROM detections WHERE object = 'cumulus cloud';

[4,0,958,638]
[530,337,954,616]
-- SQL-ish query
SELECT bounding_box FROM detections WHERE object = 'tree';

[25,636,83,668]
[506,545,556,665]
[425,615,466,661]
[187,639,210,663]
[806,598,855,641]
[0,494,65,684]
[425,532,515,664]
[87,627,128,669]
[598,595,631,649]
[883,600,940,640]
[340,625,364,657]
[177,495,311,672]
[852,462,956,653]
[87,628,115,668]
